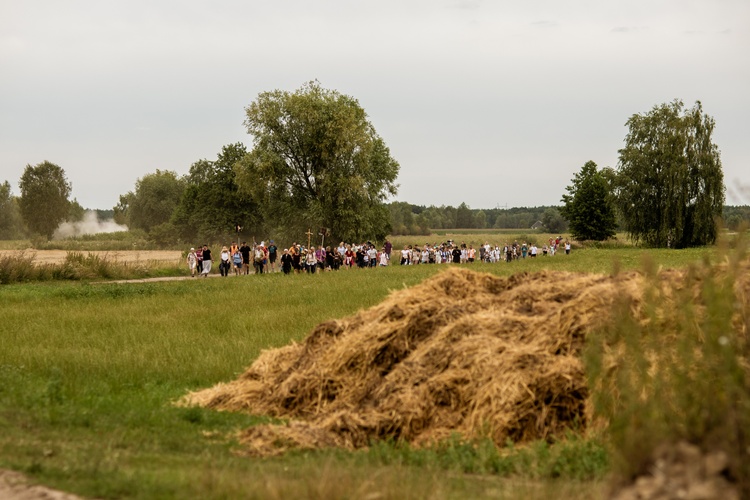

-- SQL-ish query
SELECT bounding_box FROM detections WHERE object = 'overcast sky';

[1,0,748,210]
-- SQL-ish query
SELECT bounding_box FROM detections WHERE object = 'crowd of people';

[185,237,572,277]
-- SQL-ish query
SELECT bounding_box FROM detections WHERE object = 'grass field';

[0,245,714,498]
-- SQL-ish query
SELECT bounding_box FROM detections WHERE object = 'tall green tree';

[616,100,724,247]
[456,202,474,228]
[172,143,261,243]
[115,170,185,233]
[236,81,399,243]
[473,210,487,229]
[0,181,25,239]
[18,161,72,239]
[560,161,617,241]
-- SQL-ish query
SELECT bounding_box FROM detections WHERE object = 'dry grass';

[0,249,182,265]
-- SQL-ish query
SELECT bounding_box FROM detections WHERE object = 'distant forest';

[388,202,750,236]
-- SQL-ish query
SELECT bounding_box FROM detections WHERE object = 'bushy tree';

[236,81,399,243]
[474,210,487,229]
[172,143,261,243]
[560,161,617,241]
[542,207,567,234]
[68,199,86,222]
[0,181,25,239]
[723,206,750,231]
[456,202,474,228]
[616,100,724,247]
[18,161,72,239]
[116,170,185,233]
[387,202,430,236]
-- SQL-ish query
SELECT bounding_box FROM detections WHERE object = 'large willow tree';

[236,81,399,243]
[616,100,724,248]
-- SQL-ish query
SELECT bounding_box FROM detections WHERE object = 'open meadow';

[0,243,722,498]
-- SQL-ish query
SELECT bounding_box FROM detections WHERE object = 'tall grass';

[585,238,749,494]
[0,251,183,284]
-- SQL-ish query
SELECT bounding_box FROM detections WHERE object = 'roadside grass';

[585,237,750,495]
[0,240,31,250]
[0,246,712,498]
[0,251,186,284]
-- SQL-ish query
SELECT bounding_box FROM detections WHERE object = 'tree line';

[387,202,568,235]
[1,88,745,247]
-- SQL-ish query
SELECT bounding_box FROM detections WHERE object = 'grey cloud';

[449,0,481,10]
[611,26,648,33]
[2,0,748,210]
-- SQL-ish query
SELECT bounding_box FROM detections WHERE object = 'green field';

[0,246,713,498]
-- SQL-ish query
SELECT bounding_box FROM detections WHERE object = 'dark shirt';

[281,254,293,269]
[240,245,251,263]
[202,248,212,261]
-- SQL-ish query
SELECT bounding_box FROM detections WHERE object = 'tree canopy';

[115,170,185,233]
[542,207,567,234]
[172,142,262,241]
[18,161,72,239]
[0,181,25,239]
[560,161,617,241]
[616,100,724,248]
[236,81,399,243]
[171,143,260,243]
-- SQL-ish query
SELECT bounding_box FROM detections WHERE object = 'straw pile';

[185,267,658,455]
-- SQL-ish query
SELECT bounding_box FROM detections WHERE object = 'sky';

[1,0,749,211]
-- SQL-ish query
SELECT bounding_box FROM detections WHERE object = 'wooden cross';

[305,228,313,249]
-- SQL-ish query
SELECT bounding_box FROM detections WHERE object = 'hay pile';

[185,267,653,455]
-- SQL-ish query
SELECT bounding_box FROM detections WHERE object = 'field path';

[101,274,225,284]
[0,469,83,500]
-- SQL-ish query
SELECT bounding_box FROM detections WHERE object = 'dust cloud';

[53,211,128,239]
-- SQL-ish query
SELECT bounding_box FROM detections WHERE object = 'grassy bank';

[0,247,713,498]
[0,251,185,284]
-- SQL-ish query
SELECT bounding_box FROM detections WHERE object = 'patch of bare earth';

[611,442,738,500]
[0,469,83,500]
